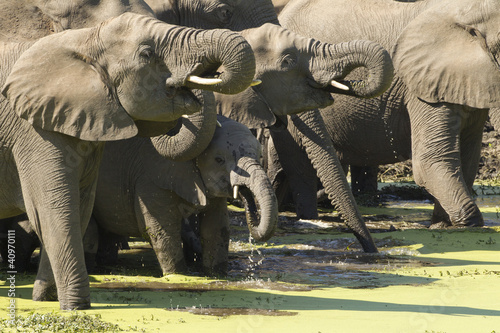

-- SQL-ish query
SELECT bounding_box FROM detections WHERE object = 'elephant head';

[393,0,500,109]
[216,23,392,253]
[145,0,279,30]
[197,116,278,241]
[138,0,279,160]
[145,116,278,242]
[219,23,394,127]
[2,13,256,141]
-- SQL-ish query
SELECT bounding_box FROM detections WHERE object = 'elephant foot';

[32,279,58,302]
[58,296,91,311]
[451,206,484,228]
[453,215,484,228]
[159,258,188,276]
[428,221,450,230]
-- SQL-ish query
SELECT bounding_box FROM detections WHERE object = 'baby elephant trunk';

[232,156,278,242]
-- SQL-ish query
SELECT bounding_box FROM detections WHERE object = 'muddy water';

[227,235,431,287]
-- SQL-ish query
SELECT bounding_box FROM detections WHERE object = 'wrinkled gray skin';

[0,0,252,172]
[146,0,392,253]
[145,0,279,30]
[0,13,255,310]
[90,116,278,276]
[277,0,500,228]
[0,0,155,42]
[219,23,394,253]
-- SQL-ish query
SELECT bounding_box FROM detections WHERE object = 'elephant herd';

[0,0,498,311]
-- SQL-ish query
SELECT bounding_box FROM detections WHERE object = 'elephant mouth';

[308,77,359,97]
[323,80,366,97]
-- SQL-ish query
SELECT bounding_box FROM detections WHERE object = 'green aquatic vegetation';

[0,312,121,332]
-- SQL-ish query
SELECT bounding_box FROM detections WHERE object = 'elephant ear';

[216,89,276,129]
[145,155,207,207]
[1,31,138,141]
[393,0,500,108]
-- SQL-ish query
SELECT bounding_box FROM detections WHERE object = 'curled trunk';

[291,110,378,253]
[150,90,217,161]
[322,40,394,98]
[232,157,278,241]
[181,28,256,95]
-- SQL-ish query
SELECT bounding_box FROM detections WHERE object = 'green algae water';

[1,183,500,333]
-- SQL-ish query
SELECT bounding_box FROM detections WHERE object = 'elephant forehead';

[99,13,164,44]
[245,23,296,53]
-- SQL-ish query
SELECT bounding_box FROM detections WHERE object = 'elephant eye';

[280,53,297,69]
[139,46,154,61]
[215,157,225,165]
[216,4,233,25]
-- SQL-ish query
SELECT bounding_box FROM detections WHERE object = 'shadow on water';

[87,286,500,318]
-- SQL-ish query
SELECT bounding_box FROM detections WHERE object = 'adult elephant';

[148,0,394,253]
[89,116,277,276]
[0,0,234,159]
[277,0,500,227]
[0,13,255,310]
[217,24,394,253]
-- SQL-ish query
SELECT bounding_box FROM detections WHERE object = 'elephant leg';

[22,137,102,310]
[430,200,452,227]
[269,124,319,219]
[459,108,489,193]
[25,181,90,310]
[135,188,187,275]
[199,197,230,276]
[33,247,58,302]
[431,108,488,227]
[409,98,483,227]
[83,216,99,272]
[266,134,292,210]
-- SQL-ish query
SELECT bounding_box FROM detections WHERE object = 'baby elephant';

[91,116,278,275]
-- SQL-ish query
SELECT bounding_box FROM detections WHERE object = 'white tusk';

[233,185,239,200]
[216,120,222,128]
[187,75,223,85]
[181,115,189,118]
[250,79,262,86]
[330,79,350,91]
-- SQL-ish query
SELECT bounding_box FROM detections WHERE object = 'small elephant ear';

[145,156,207,207]
[217,90,276,129]
[393,1,500,109]
[1,31,138,141]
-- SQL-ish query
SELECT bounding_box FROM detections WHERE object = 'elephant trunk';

[181,28,256,94]
[150,90,217,161]
[232,156,278,242]
[321,40,394,99]
[291,110,378,253]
